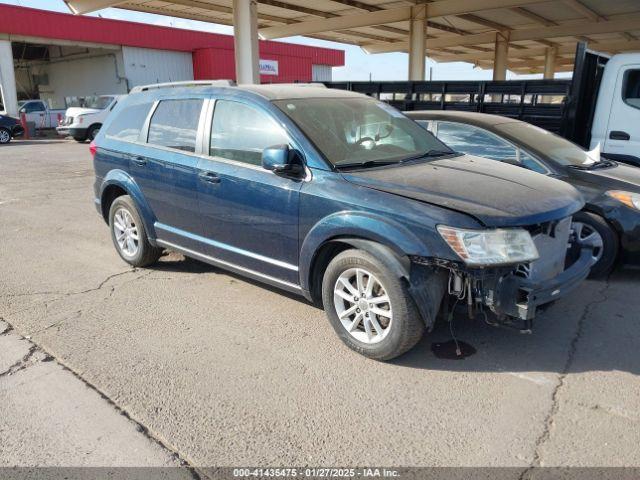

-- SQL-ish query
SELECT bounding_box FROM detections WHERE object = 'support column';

[543,46,557,79]
[408,5,427,81]
[233,0,259,84]
[493,31,510,81]
[0,40,18,116]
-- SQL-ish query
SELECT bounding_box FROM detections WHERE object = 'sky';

[0,0,566,81]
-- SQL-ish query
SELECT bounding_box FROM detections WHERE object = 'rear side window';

[210,100,289,166]
[147,99,204,153]
[105,102,152,142]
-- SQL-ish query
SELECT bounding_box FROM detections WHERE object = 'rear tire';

[572,211,618,278]
[108,195,162,267]
[0,127,11,144]
[322,249,424,361]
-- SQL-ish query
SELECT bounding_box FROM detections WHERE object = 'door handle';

[610,130,630,141]
[198,171,221,184]
[132,156,147,166]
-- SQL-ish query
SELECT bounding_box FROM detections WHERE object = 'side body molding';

[99,169,158,241]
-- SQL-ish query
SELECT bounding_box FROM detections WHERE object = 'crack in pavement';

[0,318,203,479]
[2,268,138,299]
[519,277,612,477]
[0,343,40,377]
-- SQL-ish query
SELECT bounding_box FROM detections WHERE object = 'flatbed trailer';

[326,43,624,159]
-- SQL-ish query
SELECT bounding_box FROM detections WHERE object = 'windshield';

[84,96,114,110]
[495,122,598,166]
[273,97,453,166]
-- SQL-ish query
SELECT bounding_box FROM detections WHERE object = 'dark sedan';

[0,113,24,144]
[406,110,640,277]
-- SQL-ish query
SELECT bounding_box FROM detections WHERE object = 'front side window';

[273,97,451,166]
[104,101,153,142]
[623,69,640,110]
[147,99,204,153]
[436,122,518,162]
[210,100,289,166]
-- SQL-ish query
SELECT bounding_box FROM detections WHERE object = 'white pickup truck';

[17,100,66,130]
[57,95,122,142]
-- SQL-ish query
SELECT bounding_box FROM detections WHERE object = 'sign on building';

[259,59,279,76]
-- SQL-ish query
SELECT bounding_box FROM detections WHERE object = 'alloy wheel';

[113,208,139,257]
[572,221,604,263]
[333,268,393,344]
[0,129,10,144]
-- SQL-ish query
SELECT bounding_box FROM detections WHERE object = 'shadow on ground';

[150,253,640,376]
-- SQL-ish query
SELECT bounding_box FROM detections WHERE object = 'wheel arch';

[578,205,623,252]
[87,123,102,133]
[300,212,430,304]
[99,170,157,240]
[306,236,411,307]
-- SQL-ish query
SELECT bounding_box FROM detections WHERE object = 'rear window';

[147,99,204,153]
[104,102,153,142]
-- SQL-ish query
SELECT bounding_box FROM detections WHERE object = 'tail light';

[89,141,97,158]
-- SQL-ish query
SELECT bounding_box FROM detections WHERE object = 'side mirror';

[262,144,304,177]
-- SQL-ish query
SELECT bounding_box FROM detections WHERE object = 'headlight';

[607,190,640,210]
[437,225,539,266]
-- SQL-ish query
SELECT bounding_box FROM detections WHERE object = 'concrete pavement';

[0,140,639,473]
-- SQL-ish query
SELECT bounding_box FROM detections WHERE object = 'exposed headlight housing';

[607,190,640,210]
[437,225,539,266]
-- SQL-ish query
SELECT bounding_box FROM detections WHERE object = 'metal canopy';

[63,0,640,75]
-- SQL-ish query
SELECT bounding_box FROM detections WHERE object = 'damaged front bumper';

[491,246,593,323]
[411,246,593,332]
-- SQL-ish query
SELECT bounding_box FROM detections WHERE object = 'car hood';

[64,107,102,117]
[0,114,20,125]
[341,155,584,227]
[573,162,640,193]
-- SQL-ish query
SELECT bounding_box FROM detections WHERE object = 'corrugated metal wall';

[193,48,338,83]
[122,46,193,87]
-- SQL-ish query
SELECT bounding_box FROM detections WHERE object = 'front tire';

[108,195,162,267]
[87,124,101,141]
[572,211,619,278]
[0,128,11,144]
[322,249,424,361]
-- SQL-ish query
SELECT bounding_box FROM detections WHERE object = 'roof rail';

[130,80,236,93]
[266,83,327,88]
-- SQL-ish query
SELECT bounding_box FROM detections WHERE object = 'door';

[20,101,47,128]
[196,99,302,284]
[133,97,206,239]
[604,66,640,161]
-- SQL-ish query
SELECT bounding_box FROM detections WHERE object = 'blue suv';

[92,81,593,360]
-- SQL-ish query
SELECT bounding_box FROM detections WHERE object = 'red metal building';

[0,5,344,86]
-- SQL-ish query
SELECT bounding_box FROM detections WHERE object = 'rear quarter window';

[104,102,153,142]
